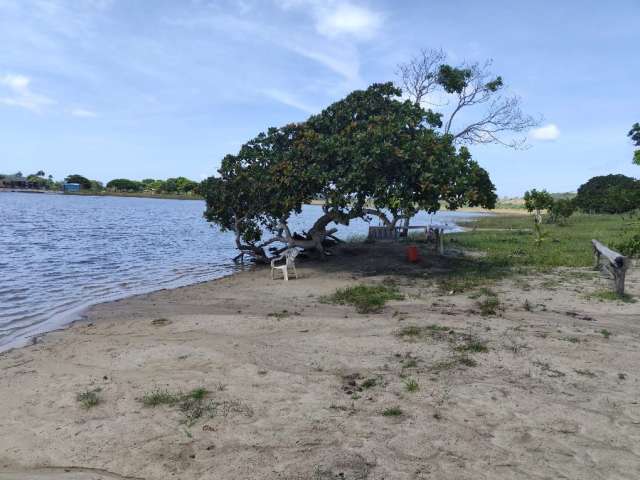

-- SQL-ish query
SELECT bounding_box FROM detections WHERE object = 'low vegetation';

[140,386,252,426]
[588,290,636,303]
[322,284,404,313]
[76,387,102,409]
[455,337,489,353]
[403,378,419,393]
[381,407,403,417]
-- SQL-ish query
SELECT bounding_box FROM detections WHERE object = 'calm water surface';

[0,192,485,351]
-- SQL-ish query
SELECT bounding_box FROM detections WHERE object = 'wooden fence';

[592,239,630,295]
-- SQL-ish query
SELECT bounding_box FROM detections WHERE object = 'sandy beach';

[1,241,639,479]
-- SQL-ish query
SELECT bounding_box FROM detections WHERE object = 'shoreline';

[0,209,487,355]
[0,268,249,356]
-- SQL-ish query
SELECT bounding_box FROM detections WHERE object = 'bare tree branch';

[397,48,446,105]
[397,51,540,149]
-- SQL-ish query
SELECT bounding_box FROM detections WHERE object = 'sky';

[0,0,638,197]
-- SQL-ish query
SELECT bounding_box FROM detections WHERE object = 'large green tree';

[575,174,640,214]
[64,174,92,189]
[106,178,143,192]
[203,83,496,262]
[388,49,538,231]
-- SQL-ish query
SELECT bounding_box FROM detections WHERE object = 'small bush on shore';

[322,284,403,313]
[77,388,101,409]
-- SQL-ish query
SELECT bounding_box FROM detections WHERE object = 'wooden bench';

[592,239,630,295]
[367,226,400,241]
[367,226,444,254]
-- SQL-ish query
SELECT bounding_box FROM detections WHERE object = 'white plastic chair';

[271,248,299,281]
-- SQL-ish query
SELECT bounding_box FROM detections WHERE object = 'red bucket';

[406,245,419,263]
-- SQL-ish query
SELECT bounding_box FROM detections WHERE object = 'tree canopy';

[203,82,497,262]
[106,178,143,192]
[64,174,92,189]
[574,174,640,214]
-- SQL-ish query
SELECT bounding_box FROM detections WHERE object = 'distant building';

[0,174,39,189]
[63,183,81,193]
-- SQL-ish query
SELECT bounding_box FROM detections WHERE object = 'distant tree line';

[0,171,58,190]
[61,174,201,195]
[105,177,200,195]
[2,171,202,195]
[524,174,640,225]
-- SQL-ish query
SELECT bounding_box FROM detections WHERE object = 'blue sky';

[0,0,638,196]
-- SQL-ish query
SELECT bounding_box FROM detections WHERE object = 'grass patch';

[360,378,377,389]
[403,378,419,392]
[141,388,181,406]
[587,290,635,303]
[268,310,291,320]
[323,284,404,313]
[76,388,101,409]
[600,329,611,339]
[396,324,451,341]
[451,213,635,269]
[431,354,477,371]
[140,386,251,426]
[455,338,489,353]
[396,325,422,337]
[381,406,403,417]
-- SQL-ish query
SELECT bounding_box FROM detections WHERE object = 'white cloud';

[276,0,382,40]
[263,88,317,114]
[0,73,54,112]
[70,107,98,118]
[315,3,382,39]
[530,123,560,141]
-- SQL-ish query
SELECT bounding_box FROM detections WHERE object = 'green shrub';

[547,198,576,224]
[614,232,640,257]
[76,388,102,409]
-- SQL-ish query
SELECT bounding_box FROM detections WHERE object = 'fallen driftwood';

[592,239,630,295]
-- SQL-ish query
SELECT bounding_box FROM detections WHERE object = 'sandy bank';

[1,241,639,479]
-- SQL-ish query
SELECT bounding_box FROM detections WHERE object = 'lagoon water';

[0,192,485,351]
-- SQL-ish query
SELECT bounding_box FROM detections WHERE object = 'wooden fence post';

[591,239,630,296]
